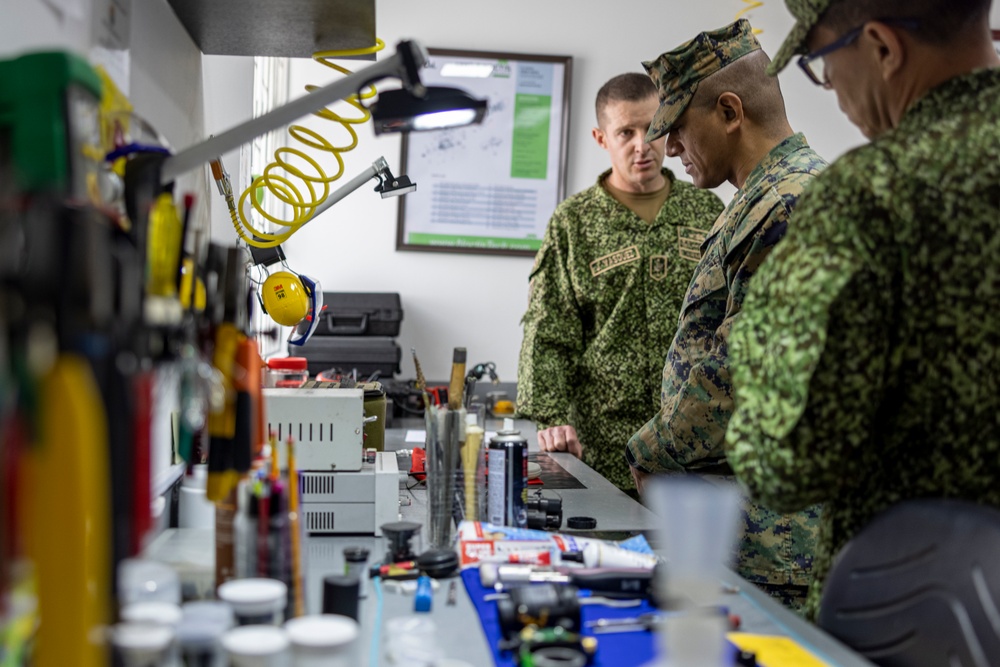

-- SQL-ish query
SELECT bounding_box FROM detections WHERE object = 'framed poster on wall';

[396,48,572,257]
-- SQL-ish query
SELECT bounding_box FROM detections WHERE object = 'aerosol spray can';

[487,419,528,527]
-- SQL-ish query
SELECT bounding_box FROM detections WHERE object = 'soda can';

[487,427,528,527]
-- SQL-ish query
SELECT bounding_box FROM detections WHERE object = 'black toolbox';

[312,292,403,337]
[293,336,402,379]
[293,292,404,378]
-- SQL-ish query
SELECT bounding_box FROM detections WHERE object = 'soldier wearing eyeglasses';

[725,0,1000,620]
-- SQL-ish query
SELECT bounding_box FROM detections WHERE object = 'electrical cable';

[234,40,387,248]
[370,575,384,667]
[735,0,765,33]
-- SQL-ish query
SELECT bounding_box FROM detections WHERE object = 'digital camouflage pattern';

[726,68,1000,619]
[766,0,832,75]
[627,134,826,590]
[517,168,723,491]
[643,19,761,143]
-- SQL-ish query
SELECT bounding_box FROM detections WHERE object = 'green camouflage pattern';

[767,0,835,75]
[627,134,826,588]
[726,69,1000,619]
[643,19,761,143]
[517,168,723,491]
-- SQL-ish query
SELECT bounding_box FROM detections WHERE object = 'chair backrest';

[818,499,1000,667]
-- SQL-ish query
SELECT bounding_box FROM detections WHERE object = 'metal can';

[487,427,528,527]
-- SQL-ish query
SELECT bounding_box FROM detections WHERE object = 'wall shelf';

[166,0,376,59]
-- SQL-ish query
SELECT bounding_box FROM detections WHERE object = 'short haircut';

[595,73,657,127]
[691,50,788,132]
[819,0,991,44]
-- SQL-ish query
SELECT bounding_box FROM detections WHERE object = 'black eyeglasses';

[797,18,920,87]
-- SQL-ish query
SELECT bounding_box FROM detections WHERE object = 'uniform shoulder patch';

[677,226,708,263]
[590,245,640,277]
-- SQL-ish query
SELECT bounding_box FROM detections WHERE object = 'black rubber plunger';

[380,521,422,563]
[417,548,460,579]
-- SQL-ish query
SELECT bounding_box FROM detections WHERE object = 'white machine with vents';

[264,386,399,535]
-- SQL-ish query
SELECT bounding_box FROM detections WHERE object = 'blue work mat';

[460,568,753,667]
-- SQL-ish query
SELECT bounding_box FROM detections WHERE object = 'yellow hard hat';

[262,271,309,326]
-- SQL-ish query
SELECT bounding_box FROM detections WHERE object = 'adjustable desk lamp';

[125,40,486,253]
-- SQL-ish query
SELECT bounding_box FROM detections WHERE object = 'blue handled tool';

[414,575,433,612]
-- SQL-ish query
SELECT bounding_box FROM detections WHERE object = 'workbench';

[293,418,876,667]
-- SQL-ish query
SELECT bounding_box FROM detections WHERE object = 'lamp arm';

[292,157,389,227]
[160,42,428,185]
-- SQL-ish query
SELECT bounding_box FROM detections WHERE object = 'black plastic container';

[294,336,401,379]
[312,292,403,337]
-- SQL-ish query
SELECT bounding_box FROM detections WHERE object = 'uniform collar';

[597,167,675,197]
[738,133,810,199]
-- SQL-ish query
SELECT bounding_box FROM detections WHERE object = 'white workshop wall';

[272,0,867,382]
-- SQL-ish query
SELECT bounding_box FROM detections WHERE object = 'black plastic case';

[293,336,401,379]
[312,292,403,337]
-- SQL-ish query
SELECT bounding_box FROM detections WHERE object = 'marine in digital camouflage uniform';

[517,74,723,492]
[726,0,1000,620]
[625,20,826,610]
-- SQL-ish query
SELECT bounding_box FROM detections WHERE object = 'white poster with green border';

[397,49,570,255]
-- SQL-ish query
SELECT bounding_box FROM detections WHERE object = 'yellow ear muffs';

[261,271,309,326]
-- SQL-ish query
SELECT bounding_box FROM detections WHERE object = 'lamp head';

[374,165,417,198]
[369,86,487,136]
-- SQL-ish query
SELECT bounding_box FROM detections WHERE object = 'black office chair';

[818,499,1000,667]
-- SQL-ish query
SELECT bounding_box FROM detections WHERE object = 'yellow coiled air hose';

[735,0,765,34]
[234,39,386,248]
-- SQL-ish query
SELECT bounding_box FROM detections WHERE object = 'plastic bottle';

[146,192,182,298]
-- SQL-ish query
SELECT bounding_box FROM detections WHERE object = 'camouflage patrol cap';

[643,19,761,143]
[767,0,834,76]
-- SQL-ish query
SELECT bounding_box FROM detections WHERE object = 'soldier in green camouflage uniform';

[725,0,1000,620]
[624,20,826,610]
[517,73,723,492]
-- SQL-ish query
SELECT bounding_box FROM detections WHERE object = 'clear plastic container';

[217,578,288,626]
[120,601,183,627]
[284,614,359,667]
[112,622,177,667]
[118,558,182,607]
[176,600,234,667]
[221,625,290,667]
[264,357,309,389]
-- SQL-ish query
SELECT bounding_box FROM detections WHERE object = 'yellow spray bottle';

[145,192,182,298]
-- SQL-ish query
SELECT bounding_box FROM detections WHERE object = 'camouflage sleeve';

[725,171,891,513]
[515,207,582,429]
[627,200,790,473]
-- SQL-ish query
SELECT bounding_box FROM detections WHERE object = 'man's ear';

[717,92,745,134]
[863,20,906,81]
[592,126,608,149]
